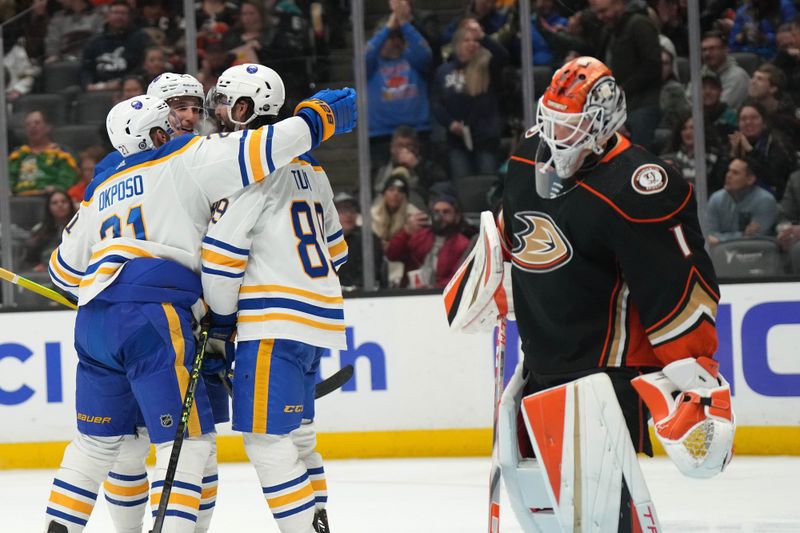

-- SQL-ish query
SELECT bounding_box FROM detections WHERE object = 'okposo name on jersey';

[98,174,144,212]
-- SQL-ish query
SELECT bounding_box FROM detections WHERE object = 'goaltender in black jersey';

[501,57,720,453]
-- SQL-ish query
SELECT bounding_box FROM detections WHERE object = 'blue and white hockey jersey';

[49,117,314,305]
[201,154,348,349]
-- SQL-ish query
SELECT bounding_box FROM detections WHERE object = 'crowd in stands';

[5,0,800,301]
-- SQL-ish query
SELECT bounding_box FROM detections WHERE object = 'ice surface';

[4,456,799,532]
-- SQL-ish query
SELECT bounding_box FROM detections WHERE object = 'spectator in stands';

[773,21,800,105]
[703,71,739,138]
[707,158,779,246]
[535,8,598,67]
[729,0,797,60]
[334,192,384,290]
[223,0,272,64]
[115,74,147,103]
[137,0,180,46]
[371,174,421,286]
[431,21,508,179]
[138,46,168,81]
[4,38,37,101]
[81,0,151,91]
[400,0,442,68]
[45,0,104,63]
[68,146,105,204]
[659,36,690,133]
[385,192,471,288]
[9,110,78,196]
[777,171,800,260]
[661,113,728,195]
[589,0,662,150]
[197,41,236,93]
[197,0,238,32]
[374,126,449,209]
[366,2,433,172]
[442,0,508,46]
[701,30,751,110]
[656,0,689,57]
[22,190,77,272]
[729,101,796,198]
[747,63,800,142]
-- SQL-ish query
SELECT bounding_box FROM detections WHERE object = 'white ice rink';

[4,456,799,532]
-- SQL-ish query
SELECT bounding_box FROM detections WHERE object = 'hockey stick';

[151,326,210,533]
[0,266,77,309]
[488,317,507,533]
[216,363,354,400]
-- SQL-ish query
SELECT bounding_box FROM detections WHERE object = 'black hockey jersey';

[502,133,720,376]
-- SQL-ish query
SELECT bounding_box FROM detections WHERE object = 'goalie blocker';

[444,213,735,532]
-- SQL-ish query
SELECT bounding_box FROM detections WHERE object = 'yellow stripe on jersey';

[201,486,218,499]
[328,240,347,258]
[79,266,123,288]
[248,127,266,181]
[201,248,247,269]
[162,304,201,437]
[310,479,327,491]
[252,339,274,434]
[49,491,94,515]
[82,137,201,207]
[89,243,154,261]
[49,250,81,285]
[238,312,346,332]
[266,482,314,508]
[239,284,343,304]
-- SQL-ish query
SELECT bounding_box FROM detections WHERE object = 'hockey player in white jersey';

[97,72,227,533]
[201,64,348,533]
[44,86,356,533]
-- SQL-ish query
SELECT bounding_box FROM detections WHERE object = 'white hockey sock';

[244,432,316,533]
[103,428,151,533]
[194,438,219,533]
[150,433,214,533]
[291,420,328,510]
[45,434,125,532]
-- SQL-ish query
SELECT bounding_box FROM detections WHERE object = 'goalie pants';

[523,365,658,456]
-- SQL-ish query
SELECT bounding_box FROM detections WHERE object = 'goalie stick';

[489,317,507,533]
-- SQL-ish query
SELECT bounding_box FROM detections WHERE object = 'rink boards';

[1,282,799,468]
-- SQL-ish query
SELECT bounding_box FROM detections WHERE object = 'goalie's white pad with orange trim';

[443,211,512,333]
[518,374,661,532]
[632,356,735,479]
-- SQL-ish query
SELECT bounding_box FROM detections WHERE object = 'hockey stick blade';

[215,364,353,400]
[315,364,354,399]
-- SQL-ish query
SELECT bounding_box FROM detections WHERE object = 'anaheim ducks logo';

[511,212,573,272]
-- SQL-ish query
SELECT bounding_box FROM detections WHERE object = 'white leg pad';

[104,428,151,533]
[244,433,316,533]
[290,419,327,510]
[497,362,559,533]
[151,433,214,533]
[195,438,219,533]
[520,373,661,532]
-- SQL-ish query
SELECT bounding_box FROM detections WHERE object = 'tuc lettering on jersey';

[98,174,144,211]
[510,211,573,273]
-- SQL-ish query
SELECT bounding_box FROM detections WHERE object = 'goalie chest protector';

[502,133,719,377]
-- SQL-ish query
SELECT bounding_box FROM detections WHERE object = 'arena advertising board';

[1,284,798,466]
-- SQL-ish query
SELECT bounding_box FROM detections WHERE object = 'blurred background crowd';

[2,0,800,306]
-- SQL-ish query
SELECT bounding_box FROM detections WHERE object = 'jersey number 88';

[290,201,329,278]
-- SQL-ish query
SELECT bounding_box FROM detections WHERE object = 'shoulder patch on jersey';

[631,164,668,195]
[510,211,572,273]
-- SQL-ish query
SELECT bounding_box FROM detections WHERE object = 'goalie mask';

[534,56,627,198]
[210,63,285,130]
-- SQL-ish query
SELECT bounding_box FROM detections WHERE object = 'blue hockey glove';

[294,87,357,149]
[201,311,236,376]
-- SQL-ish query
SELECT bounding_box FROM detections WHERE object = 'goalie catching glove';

[443,211,513,333]
[632,356,735,479]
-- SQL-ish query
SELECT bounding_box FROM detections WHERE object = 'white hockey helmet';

[106,95,174,156]
[211,63,285,127]
[146,72,205,103]
[533,56,627,197]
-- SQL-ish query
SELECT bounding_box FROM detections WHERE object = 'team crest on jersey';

[511,211,572,272]
[631,164,668,195]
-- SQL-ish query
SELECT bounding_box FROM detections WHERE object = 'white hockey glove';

[632,357,735,479]
[443,211,513,333]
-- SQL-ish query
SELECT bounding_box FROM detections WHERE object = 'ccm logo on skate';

[510,212,572,273]
[284,404,304,413]
[77,413,111,424]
